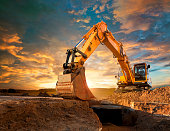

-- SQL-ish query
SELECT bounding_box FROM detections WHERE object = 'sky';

[0,0,169,89]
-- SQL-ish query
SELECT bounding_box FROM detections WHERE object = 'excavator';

[56,21,152,100]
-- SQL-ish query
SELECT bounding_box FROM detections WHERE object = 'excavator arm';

[63,21,134,84]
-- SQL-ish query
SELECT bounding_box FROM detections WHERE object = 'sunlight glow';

[39,83,56,89]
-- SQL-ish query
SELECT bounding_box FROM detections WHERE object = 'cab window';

[134,64,146,81]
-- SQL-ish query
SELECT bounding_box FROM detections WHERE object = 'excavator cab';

[117,63,151,89]
[133,63,151,89]
[134,63,147,81]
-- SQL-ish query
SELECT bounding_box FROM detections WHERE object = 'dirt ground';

[0,87,169,131]
[107,86,169,104]
[0,96,102,131]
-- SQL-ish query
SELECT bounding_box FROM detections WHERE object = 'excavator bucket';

[56,67,95,100]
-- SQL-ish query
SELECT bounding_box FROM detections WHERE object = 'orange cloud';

[0,43,23,56]
[2,33,22,44]
[0,33,64,89]
[33,53,54,61]
[113,0,170,33]
[0,62,59,89]
[0,33,60,67]
[141,44,165,51]
[0,43,43,64]
[0,80,11,84]
[0,71,12,79]
[162,0,170,12]
[123,42,140,50]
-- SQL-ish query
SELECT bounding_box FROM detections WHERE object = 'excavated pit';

[90,104,137,126]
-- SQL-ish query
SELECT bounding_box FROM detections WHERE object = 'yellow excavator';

[56,21,152,100]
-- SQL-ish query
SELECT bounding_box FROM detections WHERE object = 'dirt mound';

[0,97,101,131]
[108,86,169,104]
[106,86,170,116]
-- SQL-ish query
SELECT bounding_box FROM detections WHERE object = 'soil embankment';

[0,96,102,131]
[107,86,170,115]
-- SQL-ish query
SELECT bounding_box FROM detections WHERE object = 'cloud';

[164,63,170,67]
[84,44,120,88]
[2,33,22,44]
[150,68,161,72]
[79,25,91,30]
[0,44,23,58]
[103,16,111,20]
[73,17,91,23]
[0,33,24,64]
[33,53,54,61]
[119,39,170,66]
[86,69,118,88]
[95,10,100,14]
[93,0,109,14]
[68,8,87,15]
[92,5,98,11]
[0,35,55,64]
[0,61,58,89]
[113,0,170,33]
[0,71,12,80]
[67,10,75,14]
[0,80,11,84]
[0,51,15,65]
[99,4,105,12]
[0,28,68,89]
[35,74,52,80]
